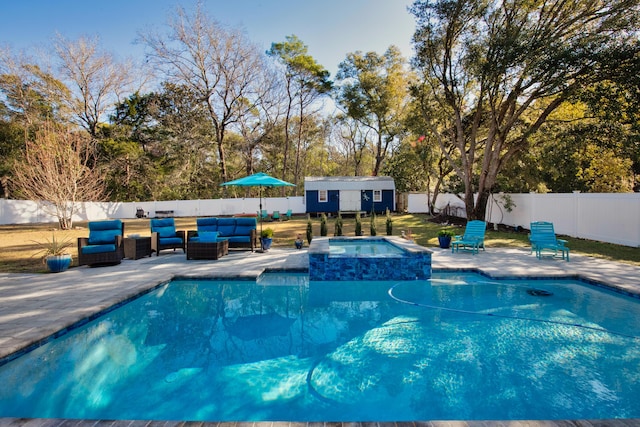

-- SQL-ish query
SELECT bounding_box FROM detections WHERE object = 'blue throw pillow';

[198,231,218,243]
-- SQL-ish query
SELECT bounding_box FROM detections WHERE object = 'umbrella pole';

[258,185,264,252]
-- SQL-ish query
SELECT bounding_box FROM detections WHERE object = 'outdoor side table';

[124,236,152,260]
[186,239,229,260]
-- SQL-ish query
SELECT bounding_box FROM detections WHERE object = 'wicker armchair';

[150,218,185,255]
[77,220,125,267]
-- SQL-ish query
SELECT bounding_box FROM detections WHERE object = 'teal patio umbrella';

[221,172,295,239]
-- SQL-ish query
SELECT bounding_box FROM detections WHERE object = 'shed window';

[319,190,328,203]
[373,190,382,202]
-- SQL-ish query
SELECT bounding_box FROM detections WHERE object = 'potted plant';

[260,227,274,251]
[437,229,456,249]
[33,232,74,273]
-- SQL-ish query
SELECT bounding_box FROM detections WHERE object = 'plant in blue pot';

[33,231,74,273]
[437,228,456,249]
[260,227,274,251]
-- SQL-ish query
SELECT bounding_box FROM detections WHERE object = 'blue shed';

[304,176,396,215]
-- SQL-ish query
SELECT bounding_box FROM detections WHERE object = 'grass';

[0,213,638,274]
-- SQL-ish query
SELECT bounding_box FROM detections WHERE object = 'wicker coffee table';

[124,237,152,260]
[186,239,229,260]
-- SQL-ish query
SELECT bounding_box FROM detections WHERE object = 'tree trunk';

[281,82,293,196]
[471,190,491,221]
[293,99,304,195]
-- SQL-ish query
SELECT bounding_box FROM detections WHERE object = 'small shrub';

[320,213,328,236]
[334,212,343,236]
[370,210,377,236]
[385,208,393,236]
[355,212,362,236]
[306,214,313,244]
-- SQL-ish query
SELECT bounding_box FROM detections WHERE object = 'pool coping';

[1,246,639,426]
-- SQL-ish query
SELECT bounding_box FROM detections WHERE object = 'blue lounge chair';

[150,218,185,255]
[529,221,569,261]
[451,220,486,254]
[77,220,125,266]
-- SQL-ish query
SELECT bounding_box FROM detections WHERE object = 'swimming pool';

[0,272,639,421]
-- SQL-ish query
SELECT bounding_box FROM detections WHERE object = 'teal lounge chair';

[259,210,269,221]
[284,209,293,220]
[272,210,280,221]
[529,221,569,261]
[451,220,486,254]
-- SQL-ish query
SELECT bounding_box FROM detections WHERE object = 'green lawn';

[0,214,638,274]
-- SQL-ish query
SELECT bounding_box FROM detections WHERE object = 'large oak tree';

[335,46,411,176]
[411,0,640,219]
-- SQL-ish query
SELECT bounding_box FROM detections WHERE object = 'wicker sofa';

[189,217,258,252]
[77,220,125,267]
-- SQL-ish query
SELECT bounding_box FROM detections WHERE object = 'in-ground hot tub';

[308,236,432,281]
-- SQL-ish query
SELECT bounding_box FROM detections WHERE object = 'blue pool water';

[329,239,405,257]
[1,272,640,421]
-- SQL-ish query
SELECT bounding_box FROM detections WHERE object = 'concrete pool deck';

[1,246,639,427]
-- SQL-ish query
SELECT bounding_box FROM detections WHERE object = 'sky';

[0,0,417,78]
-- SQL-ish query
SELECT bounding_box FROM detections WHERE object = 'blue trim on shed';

[361,189,394,214]
[306,190,340,214]
[380,189,394,213]
[361,190,374,213]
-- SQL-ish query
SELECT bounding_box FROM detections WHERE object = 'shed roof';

[304,176,395,191]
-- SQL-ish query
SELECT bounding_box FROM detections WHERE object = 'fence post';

[572,191,581,238]
[529,192,536,227]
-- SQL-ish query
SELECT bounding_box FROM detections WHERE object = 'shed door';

[340,190,361,211]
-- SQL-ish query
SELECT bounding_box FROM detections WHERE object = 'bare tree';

[0,47,71,127]
[11,123,107,229]
[140,4,274,184]
[54,34,136,138]
[332,115,373,176]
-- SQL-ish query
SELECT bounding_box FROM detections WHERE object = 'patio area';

[1,246,639,427]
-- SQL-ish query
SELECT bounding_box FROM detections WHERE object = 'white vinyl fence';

[0,197,305,225]
[1,192,639,247]
[404,192,640,247]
